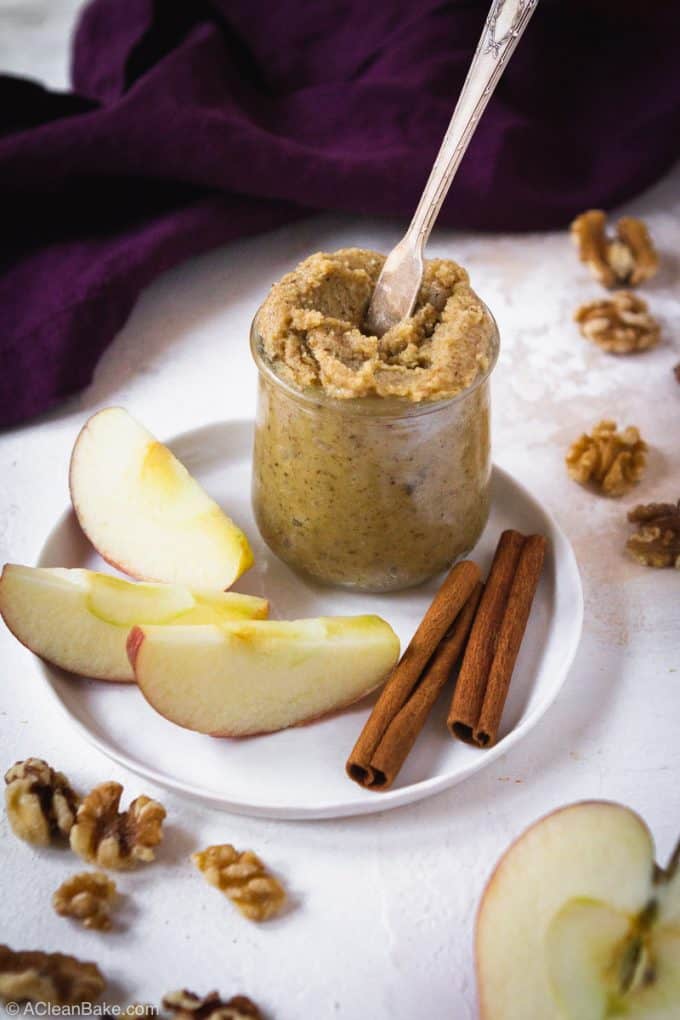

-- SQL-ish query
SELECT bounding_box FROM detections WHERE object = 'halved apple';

[69,407,253,589]
[128,616,400,735]
[476,801,680,1019]
[0,565,268,682]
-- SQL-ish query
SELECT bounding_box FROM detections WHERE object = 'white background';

[1,3,679,1015]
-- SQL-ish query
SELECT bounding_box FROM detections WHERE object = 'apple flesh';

[0,565,268,682]
[476,801,680,1019]
[546,898,680,1019]
[128,616,400,735]
[69,407,253,589]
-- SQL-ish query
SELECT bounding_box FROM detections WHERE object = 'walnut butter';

[251,248,498,592]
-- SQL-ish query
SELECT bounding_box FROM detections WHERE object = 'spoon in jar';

[365,0,539,338]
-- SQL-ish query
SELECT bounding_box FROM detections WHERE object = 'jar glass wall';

[250,311,499,593]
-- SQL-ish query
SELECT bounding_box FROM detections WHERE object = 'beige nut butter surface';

[251,248,497,592]
[255,248,494,401]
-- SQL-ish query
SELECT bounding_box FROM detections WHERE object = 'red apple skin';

[474,800,655,1019]
[127,626,389,739]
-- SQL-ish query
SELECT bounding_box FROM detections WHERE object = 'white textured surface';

[1,6,680,1016]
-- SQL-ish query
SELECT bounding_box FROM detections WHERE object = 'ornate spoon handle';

[366,0,539,337]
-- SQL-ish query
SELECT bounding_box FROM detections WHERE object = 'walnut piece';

[574,291,660,354]
[570,210,659,288]
[70,781,166,869]
[626,500,680,568]
[0,945,104,1005]
[163,990,262,1019]
[566,420,647,497]
[4,758,79,846]
[192,844,286,922]
[674,362,680,384]
[53,872,117,931]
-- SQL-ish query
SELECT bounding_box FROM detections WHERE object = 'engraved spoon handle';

[366,0,539,337]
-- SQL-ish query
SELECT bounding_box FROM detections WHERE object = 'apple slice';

[128,616,400,735]
[476,801,680,1019]
[69,407,253,589]
[0,565,268,682]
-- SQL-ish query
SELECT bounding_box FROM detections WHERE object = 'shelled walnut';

[574,292,660,353]
[570,210,659,288]
[192,844,286,922]
[626,501,680,568]
[0,945,104,1005]
[53,872,117,931]
[70,782,165,869]
[163,990,262,1019]
[566,420,647,497]
[4,759,79,846]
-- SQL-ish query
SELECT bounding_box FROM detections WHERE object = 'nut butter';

[251,248,498,592]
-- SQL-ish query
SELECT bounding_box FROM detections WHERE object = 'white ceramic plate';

[36,420,582,819]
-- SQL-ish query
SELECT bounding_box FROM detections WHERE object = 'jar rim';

[249,302,500,419]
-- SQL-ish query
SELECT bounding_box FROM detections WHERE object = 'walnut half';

[70,782,166,870]
[192,844,286,922]
[0,945,105,1005]
[626,501,680,568]
[570,210,659,288]
[53,872,117,931]
[4,759,79,846]
[566,420,647,497]
[163,990,263,1020]
[574,292,660,354]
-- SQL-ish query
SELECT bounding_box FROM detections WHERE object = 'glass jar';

[250,311,499,593]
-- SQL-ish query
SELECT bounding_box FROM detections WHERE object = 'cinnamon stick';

[447,531,525,743]
[369,580,482,789]
[474,535,546,746]
[447,531,546,748]
[346,560,481,789]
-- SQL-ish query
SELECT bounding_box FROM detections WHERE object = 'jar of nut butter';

[250,248,499,593]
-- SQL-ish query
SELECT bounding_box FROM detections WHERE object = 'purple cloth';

[2,1,679,427]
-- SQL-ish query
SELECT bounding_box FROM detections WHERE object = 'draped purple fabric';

[1,0,679,426]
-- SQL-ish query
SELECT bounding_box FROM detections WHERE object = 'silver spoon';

[365,0,539,338]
